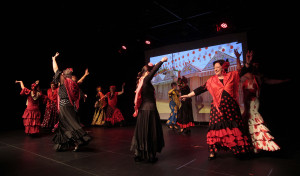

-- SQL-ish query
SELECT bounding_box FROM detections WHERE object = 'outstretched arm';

[15,80,25,89]
[118,82,125,95]
[180,91,196,101]
[52,52,59,73]
[146,57,168,81]
[180,83,207,101]
[77,68,89,84]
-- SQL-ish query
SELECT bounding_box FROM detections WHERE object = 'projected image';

[150,42,244,122]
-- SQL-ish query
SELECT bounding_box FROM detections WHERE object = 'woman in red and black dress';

[51,52,91,152]
[180,50,251,159]
[41,82,59,129]
[102,84,125,126]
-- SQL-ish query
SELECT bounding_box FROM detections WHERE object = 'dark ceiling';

[5,1,269,50]
[4,1,295,79]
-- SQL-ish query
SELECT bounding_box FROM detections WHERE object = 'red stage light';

[220,22,228,29]
[121,45,127,50]
[145,40,151,45]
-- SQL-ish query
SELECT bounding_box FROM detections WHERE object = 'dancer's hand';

[234,49,241,59]
[246,50,253,64]
[52,52,59,60]
[180,95,189,101]
[84,68,89,76]
[161,57,168,62]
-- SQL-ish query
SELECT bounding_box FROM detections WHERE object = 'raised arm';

[234,49,242,72]
[146,57,168,81]
[52,52,59,73]
[77,68,89,84]
[15,80,25,89]
[118,82,125,95]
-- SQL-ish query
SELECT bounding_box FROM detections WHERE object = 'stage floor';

[0,124,299,176]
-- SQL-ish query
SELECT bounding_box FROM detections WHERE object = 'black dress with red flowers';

[194,79,251,155]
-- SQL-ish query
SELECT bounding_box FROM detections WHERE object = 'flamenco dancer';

[176,76,194,134]
[16,80,44,135]
[41,82,58,129]
[131,57,167,163]
[242,51,280,153]
[166,82,180,129]
[180,49,251,159]
[51,52,91,152]
[101,84,125,126]
[91,86,107,126]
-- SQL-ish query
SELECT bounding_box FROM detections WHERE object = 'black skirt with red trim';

[207,90,251,155]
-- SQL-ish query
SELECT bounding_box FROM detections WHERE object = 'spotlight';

[121,45,127,50]
[145,40,151,45]
[220,22,228,29]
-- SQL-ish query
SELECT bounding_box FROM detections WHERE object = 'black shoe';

[134,156,143,162]
[149,157,158,163]
[184,129,191,134]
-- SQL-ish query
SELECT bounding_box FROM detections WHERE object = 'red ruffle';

[24,126,40,134]
[22,109,41,119]
[207,127,249,148]
[176,122,195,129]
[105,108,124,125]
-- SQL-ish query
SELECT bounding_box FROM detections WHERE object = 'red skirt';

[22,109,41,134]
[105,106,124,125]
[207,91,251,155]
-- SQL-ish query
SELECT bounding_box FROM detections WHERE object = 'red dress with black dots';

[194,71,251,155]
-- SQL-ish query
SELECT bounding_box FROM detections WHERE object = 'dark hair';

[136,64,154,82]
[181,76,188,84]
[171,82,177,87]
[213,59,226,66]
[63,69,73,78]
[213,59,229,72]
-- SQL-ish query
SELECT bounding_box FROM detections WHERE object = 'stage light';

[145,40,151,45]
[121,45,127,50]
[220,22,228,29]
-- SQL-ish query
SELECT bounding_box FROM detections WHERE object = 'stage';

[0,124,299,176]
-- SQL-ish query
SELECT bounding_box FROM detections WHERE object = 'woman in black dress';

[51,52,91,152]
[131,57,168,163]
[176,76,194,134]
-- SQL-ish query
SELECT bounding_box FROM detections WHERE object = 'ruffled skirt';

[22,109,41,134]
[53,104,92,151]
[177,100,194,128]
[247,99,280,153]
[207,91,251,155]
[105,106,124,125]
